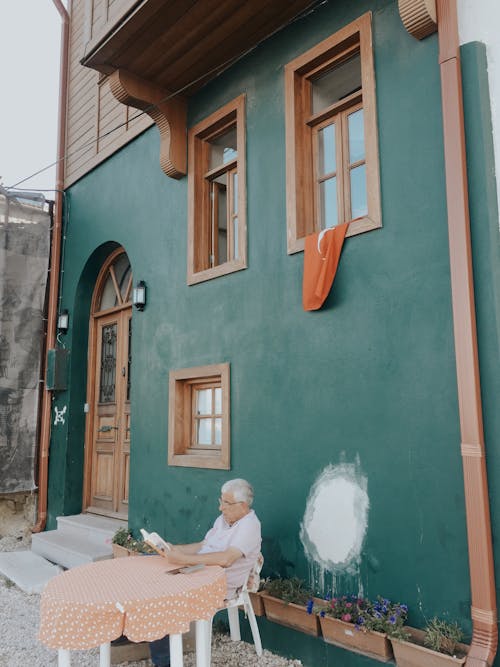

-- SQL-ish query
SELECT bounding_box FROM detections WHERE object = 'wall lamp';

[57,309,69,334]
[133,280,147,311]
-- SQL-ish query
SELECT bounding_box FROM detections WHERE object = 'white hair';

[221,478,254,506]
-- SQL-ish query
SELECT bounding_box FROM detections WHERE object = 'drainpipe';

[33,0,69,533]
[436,1,498,664]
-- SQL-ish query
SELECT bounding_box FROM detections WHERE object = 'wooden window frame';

[285,12,381,254]
[187,95,246,285]
[168,363,230,469]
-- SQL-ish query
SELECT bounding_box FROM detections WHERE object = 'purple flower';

[320,610,325,618]
[389,616,397,624]
[306,599,314,615]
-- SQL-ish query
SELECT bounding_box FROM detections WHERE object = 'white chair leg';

[58,649,71,666]
[227,605,241,641]
[99,642,111,667]
[243,593,263,656]
[169,633,183,667]
[195,619,211,667]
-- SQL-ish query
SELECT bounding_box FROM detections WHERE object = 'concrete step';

[0,550,62,593]
[56,513,127,543]
[31,529,113,569]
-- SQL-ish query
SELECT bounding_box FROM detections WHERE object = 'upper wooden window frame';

[187,95,246,285]
[284,12,381,254]
[168,363,230,470]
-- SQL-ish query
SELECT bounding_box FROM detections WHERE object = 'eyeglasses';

[219,497,243,506]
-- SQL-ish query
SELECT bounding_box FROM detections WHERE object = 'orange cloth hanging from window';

[302,223,349,311]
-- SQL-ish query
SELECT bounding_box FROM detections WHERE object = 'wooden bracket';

[398,0,437,40]
[109,69,187,179]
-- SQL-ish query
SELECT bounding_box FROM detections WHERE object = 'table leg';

[195,619,211,667]
[169,633,183,667]
[100,642,111,667]
[58,649,71,666]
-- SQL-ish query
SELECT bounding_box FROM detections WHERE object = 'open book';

[140,529,171,557]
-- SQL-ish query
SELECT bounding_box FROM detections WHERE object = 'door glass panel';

[98,253,131,311]
[348,109,365,164]
[196,389,212,415]
[99,323,117,403]
[350,164,368,219]
[318,123,336,176]
[197,419,212,445]
[100,275,117,311]
[312,53,361,114]
[319,177,338,229]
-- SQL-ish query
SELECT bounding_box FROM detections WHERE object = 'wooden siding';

[65,0,152,187]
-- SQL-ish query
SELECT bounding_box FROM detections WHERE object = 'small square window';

[187,96,246,284]
[168,363,230,469]
[285,12,381,253]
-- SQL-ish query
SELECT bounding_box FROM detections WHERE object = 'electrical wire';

[7,0,325,190]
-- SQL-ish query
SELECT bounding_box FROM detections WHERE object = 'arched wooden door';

[83,248,133,519]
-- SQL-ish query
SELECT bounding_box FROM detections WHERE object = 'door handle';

[98,425,118,433]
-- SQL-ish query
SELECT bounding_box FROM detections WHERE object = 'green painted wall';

[46,1,500,664]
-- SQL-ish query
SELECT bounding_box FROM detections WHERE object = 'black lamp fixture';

[57,309,69,334]
[133,280,147,311]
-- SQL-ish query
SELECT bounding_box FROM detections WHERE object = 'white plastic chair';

[202,554,264,664]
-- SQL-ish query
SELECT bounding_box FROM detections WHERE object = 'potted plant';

[314,595,403,662]
[111,528,154,557]
[391,618,468,666]
[260,577,320,636]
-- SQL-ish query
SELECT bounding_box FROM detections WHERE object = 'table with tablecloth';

[38,556,226,666]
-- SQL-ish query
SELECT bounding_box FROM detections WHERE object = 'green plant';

[363,596,408,638]
[263,577,314,606]
[313,594,408,638]
[111,528,154,553]
[313,594,369,626]
[424,618,464,656]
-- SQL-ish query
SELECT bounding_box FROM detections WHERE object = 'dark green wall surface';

[47,1,500,664]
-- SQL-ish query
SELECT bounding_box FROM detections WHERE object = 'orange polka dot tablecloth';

[38,556,227,650]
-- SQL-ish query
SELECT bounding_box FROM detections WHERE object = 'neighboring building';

[42,0,500,664]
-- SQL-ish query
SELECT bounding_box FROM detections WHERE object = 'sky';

[0,1,62,193]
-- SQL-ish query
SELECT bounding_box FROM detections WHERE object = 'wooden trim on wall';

[187,94,247,285]
[168,363,230,470]
[285,12,381,254]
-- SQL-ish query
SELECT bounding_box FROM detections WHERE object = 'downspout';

[436,1,498,665]
[33,0,69,533]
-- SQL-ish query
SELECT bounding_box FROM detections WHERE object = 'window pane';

[197,419,212,445]
[100,274,118,310]
[213,178,228,266]
[318,123,336,176]
[214,387,222,413]
[319,177,338,229]
[214,418,222,445]
[348,109,365,164]
[350,164,367,219]
[196,389,212,415]
[209,126,237,169]
[312,53,361,114]
[232,172,238,214]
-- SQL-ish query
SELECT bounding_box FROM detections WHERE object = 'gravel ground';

[0,536,302,667]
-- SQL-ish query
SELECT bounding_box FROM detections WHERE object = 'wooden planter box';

[391,628,468,667]
[319,616,393,662]
[112,544,140,558]
[248,591,265,616]
[260,593,320,636]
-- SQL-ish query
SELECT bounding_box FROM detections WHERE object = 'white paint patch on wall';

[458,0,500,229]
[300,462,369,575]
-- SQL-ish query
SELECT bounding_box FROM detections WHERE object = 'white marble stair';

[31,513,127,569]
